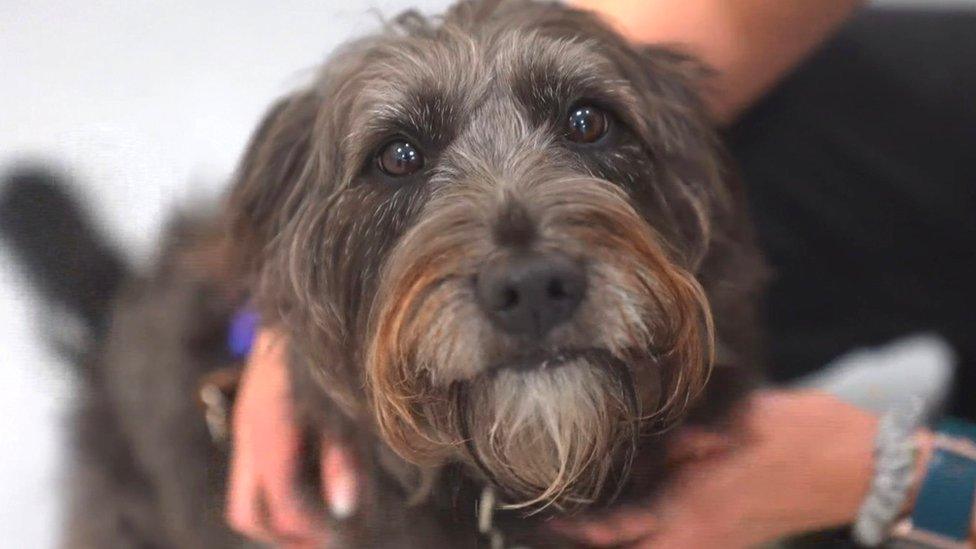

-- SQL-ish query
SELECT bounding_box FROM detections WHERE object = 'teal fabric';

[938,418,976,443]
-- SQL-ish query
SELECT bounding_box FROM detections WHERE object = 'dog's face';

[231,0,727,511]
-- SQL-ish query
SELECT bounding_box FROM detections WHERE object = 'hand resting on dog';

[226,329,358,547]
[556,390,890,547]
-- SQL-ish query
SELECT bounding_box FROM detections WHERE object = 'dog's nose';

[476,252,586,337]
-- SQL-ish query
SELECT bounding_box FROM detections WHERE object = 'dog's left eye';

[377,139,424,177]
[566,105,610,144]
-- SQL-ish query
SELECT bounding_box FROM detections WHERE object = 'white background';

[0,1,965,546]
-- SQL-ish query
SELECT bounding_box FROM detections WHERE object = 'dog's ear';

[225,91,320,274]
[628,46,729,270]
[634,45,715,139]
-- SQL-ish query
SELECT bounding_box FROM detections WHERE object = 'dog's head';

[229,0,728,512]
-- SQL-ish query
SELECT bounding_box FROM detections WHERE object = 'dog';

[1,0,765,546]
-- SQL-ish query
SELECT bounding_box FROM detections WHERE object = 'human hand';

[225,328,358,547]
[557,390,880,548]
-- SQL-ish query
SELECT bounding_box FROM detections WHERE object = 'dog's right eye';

[377,139,424,177]
[566,105,610,144]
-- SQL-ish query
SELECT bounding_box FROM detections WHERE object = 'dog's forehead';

[345,24,637,148]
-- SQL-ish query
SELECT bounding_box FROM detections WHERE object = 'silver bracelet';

[852,399,925,546]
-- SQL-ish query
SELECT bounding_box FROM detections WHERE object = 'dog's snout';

[476,252,585,337]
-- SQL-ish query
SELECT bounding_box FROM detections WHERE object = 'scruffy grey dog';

[1,0,765,547]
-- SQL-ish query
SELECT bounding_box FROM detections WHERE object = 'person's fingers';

[633,526,743,549]
[259,420,316,536]
[627,510,711,549]
[553,431,734,546]
[226,334,279,539]
[552,506,658,546]
[227,385,276,540]
[667,429,735,463]
[226,439,275,542]
[321,442,359,520]
[280,539,322,549]
[226,329,319,542]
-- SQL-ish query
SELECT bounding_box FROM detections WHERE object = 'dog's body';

[1,1,766,547]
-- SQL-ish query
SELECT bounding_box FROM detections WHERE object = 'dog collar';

[477,486,535,549]
[227,307,259,360]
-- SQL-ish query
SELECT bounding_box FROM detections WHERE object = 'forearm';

[571,0,864,123]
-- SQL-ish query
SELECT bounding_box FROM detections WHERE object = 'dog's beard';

[365,175,713,511]
[458,358,641,511]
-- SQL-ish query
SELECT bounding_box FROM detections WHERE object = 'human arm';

[557,390,961,548]
[570,0,865,123]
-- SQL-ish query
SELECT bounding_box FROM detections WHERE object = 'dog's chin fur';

[464,360,640,511]
[364,170,715,510]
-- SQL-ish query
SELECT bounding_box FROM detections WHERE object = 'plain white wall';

[0,1,968,547]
